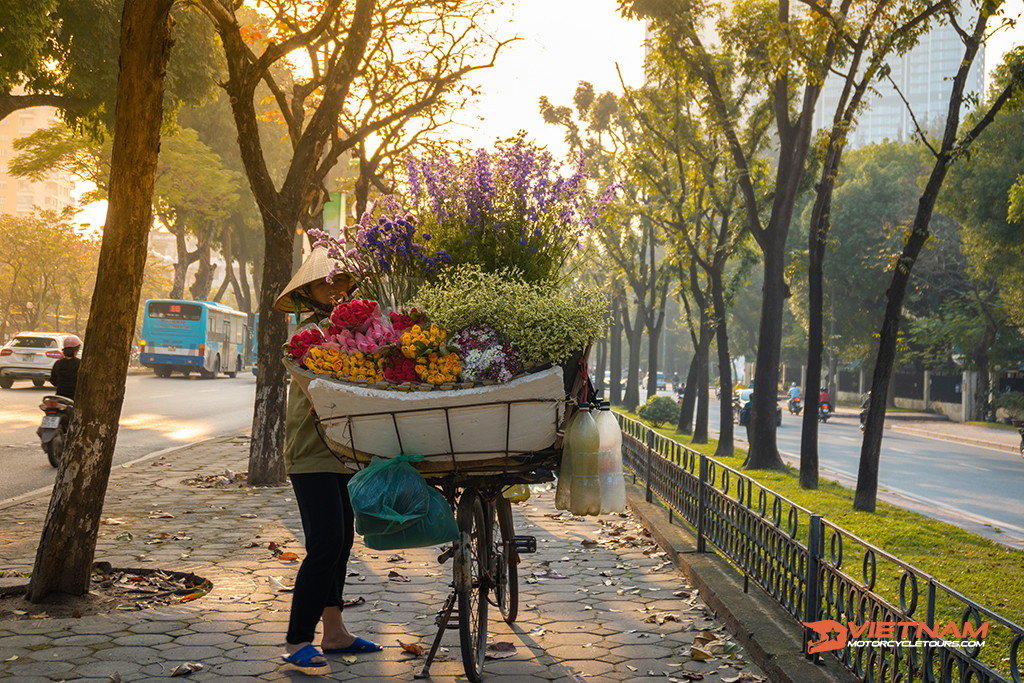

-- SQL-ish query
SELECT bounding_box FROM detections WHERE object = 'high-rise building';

[814,19,986,148]
[0,106,76,216]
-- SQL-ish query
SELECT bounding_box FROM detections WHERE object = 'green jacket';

[283,315,355,475]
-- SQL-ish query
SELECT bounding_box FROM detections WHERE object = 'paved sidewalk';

[0,435,772,682]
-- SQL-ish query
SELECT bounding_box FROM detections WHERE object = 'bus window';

[148,301,202,320]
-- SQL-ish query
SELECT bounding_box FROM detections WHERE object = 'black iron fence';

[617,414,1023,683]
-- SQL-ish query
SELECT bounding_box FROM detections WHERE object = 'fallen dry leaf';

[387,554,405,562]
[268,576,292,592]
[278,551,300,562]
[484,642,517,660]
[388,570,411,582]
[690,645,716,662]
[532,568,568,579]
[398,640,424,656]
[179,591,206,603]
[169,662,204,676]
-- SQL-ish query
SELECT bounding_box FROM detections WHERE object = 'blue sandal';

[323,636,382,654]
[281,643,330,676]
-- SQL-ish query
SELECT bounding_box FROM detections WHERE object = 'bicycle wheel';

[493,496,519,623]
[455,489,488,682]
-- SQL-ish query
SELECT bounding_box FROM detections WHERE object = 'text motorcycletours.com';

[803,620,989,654]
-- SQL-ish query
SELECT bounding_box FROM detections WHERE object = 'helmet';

[820,386,827,392]
[791,381,797,387]
[63,335,82,349]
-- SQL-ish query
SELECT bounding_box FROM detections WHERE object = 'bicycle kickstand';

[415,591,457,679]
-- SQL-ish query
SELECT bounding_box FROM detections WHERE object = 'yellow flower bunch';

[304,347,347,378]
[340,351,384,383]
[415,351,461,384]
[304,347,383,382]
[401,323,448,359]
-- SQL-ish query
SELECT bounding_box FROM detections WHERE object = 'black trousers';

[286,472,355,645]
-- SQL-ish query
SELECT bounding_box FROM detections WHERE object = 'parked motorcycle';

[818,401,831,423]
[788,396,802,415]
[38,395,74,467]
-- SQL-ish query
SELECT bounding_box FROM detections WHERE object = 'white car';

[0,332,79,389]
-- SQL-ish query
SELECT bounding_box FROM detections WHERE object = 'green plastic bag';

[347,455,430,536]
[363,485,459,550]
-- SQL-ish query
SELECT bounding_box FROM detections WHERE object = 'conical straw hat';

[274,247,355,313]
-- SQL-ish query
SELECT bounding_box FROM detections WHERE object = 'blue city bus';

[140,300,249,378]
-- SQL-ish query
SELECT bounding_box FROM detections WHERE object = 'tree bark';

[609,296,623,405]
[29,0,175,601]
[677,354,698,435]
[710,269,734,458]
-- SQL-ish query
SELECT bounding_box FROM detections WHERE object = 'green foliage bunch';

[637,395,680,427]
[995,392,1024,421]
[415,265,608,365]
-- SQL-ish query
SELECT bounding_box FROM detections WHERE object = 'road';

[697,396,1024,548]
[0,371,256,502]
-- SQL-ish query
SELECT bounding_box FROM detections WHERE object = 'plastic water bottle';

[569,403,601,516]
[596,401,626,513]
[554,412,575,511]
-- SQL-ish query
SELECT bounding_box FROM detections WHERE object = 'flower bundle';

[416,264,608,366]
[389,307,426,334]
[399,324,461,384]
[329,299,378,332]
[288,302,467,386]
[451,324,521,383]
[405,133,615,283]
[287,326,326,362]
[304,347,384,383]
[309,197,451,310]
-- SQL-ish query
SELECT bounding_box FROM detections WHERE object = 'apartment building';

[0,106,76,215]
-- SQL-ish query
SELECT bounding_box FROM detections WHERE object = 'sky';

[454,0,647,156]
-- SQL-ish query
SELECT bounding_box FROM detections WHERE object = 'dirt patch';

[0,565,211,620]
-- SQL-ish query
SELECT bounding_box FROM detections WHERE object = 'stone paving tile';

[0,435,770,682]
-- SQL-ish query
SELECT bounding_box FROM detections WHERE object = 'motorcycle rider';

[819,386,831,406]
[859,391,871,429]
[787,381,801,413]
[818,386,831,421]
[49,336,82,399]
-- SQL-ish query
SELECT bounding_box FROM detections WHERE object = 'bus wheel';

[226,356,239,378]
[154,367,172,378]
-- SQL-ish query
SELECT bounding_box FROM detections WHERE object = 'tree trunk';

[677,354,698,435]
[29,0,174,601]
[710,271,734,458]
[609,299,622,405]
[248,213,293,487]
[691,320,712,444]
[801,189,830,488]
[746,233,787,470]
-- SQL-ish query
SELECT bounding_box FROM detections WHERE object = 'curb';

[626,483,858,683]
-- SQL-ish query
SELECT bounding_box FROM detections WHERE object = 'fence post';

[644,428,654,503]
[804,514,824,660]
[696,454,708,553]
